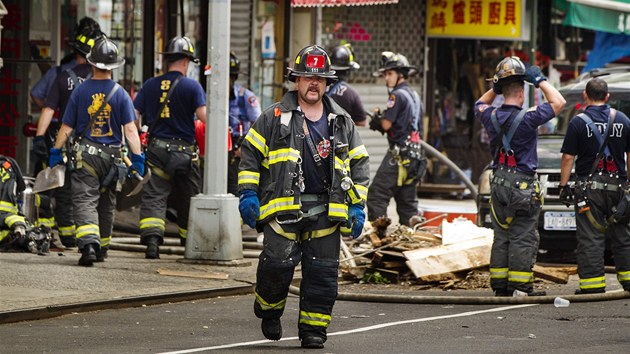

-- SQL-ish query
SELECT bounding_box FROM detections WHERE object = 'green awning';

[557,0,630,34]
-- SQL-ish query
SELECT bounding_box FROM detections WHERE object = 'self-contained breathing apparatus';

[568,110,630,232]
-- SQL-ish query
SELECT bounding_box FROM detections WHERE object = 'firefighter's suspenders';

[490,108,527,168]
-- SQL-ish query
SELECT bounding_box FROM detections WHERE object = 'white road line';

[158,304,537,353]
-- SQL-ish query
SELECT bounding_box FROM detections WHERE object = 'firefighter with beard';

[32,23,103,248]
[49,37,144,266]
[238,45,369,349]
[559,77,630,294]
[475,56,565,296]
[367,51,425,226]
[134,36,207,258]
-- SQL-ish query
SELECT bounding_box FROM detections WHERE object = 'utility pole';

[529,0,537,108]
[185,0,245,264]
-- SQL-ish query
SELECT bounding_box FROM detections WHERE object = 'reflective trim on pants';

[579,276,606,290]
[299,310,331,328]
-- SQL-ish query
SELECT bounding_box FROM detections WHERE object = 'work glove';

[239,189,260,229]
[369,108,386,135]
[128,152,145,177]
[525,65,547,88]
[49,147,64,167]
[347,204,366,239]
[492,81,502,95]
[33,136,48,161]
[558,184,574,207]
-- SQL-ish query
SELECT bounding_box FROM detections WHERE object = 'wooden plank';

[157,268,229,280]
[403,236,492,280]
[533,264,572,284]
[367,233,382,247]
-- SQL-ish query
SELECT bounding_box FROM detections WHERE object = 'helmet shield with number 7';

[287,45,337,85]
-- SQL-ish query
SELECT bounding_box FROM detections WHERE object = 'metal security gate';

[231,0,254,87]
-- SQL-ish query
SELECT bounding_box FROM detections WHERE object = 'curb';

[0,284,253,325]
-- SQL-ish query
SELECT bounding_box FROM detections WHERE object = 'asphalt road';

[2,292,629,353]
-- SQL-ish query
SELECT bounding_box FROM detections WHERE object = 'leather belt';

[74,142,122,163]
[150,138,197,153]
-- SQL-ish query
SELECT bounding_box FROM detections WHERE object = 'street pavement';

[3,198,628,326]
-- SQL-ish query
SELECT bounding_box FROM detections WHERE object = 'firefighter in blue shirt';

[475,56,565,296]
[559,77,630,294]
[228,52,261,196]
[134,36,207,259]
[49,37,144,267]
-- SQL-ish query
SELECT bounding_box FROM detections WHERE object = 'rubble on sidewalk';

[341,215,572,290]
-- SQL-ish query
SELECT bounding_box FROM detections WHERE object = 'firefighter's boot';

[301,336,325,349]
[96,247,108,262]
[261,318,282,340]
[78,244,97,267]
[145,236,160,259]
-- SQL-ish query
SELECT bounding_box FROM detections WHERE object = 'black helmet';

[330,44,360,71]
[287,45,337,84]
[159,36,199,64]
[230,51,241,76]
[69,26,102,56]
[373,51,417,77]
[86,37,125,70]
[493,56,526,84]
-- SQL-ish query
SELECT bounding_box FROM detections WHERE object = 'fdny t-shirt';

[45,63,93,115]
[561,105,630,178]
[62,79,136,146]
[134,71,206,144]
[328,80,367,125]
[302,111,332,194]
[474,101,556,175]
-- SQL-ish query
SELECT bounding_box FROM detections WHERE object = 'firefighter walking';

[134,36,207,258]
[49,37,144,266]
[32,22,103,247]
[559,77,630,294]
[238,45,369,349]
[367,51,425,226]
[475,56,565,296]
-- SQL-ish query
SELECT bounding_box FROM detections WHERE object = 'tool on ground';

[32,165,66,193]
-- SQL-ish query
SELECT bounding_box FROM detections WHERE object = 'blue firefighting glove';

[525,65,547,88]
[239,189,260,229]
[128,152,145,177]
[33,136,48,161]
[49,147,63,167]
[347,204,366,239]
[558,184,574,207]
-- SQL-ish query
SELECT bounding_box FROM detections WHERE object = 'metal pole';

[529,0,537,108]
[184,0,244,263]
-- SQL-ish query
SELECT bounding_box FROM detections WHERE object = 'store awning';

[291,0,398,7]
[558,0,630,34]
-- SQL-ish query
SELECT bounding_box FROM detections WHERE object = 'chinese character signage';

[427,0,527,40]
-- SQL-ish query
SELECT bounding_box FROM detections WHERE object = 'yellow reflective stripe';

[490,267,508,279]
[508,271,533,283]
[255,291,286,311]
[347,188,361,204]
[0,229,9,241]
[0,201,17,213]
[354,184,368,202]
[349,144,369,160]
[334,156,345,171]
[76,224,100,238]
[268,148,300,165]
[261,159,269,169]
[36,217,55,228]
[178,227,187,239]
[299,310,331,328]
[301,224,339,241]
[580,276,606,289]
[328,202,348,218]
[245,128,268,157]
[618,270,630,282]
[339,225,352,236]
[101,236,111,247]
[5,214,25,228]
[269,219,297,240]
[238,170,260,186]
[259,197,300,220]
[58,225,76,237]
[139,217,165,231]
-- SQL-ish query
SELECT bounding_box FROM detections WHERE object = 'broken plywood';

[157,268,229,280]
[533,264,574,284]
[403,235,492,280]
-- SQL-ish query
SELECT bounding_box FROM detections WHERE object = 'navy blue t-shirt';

[302,111,332,194]
[134,71,206,144]
[561,105,630,177]
[383,82,422,146]
[62,79,136,146]
[474,101,556,174]
[45,63,93,115]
